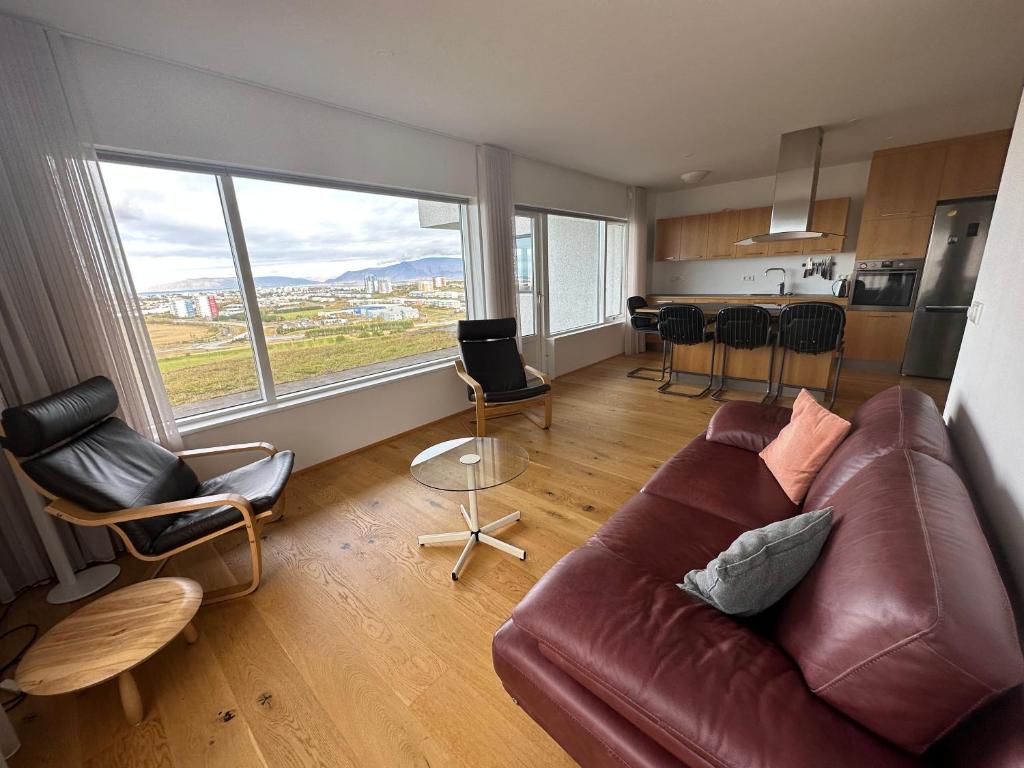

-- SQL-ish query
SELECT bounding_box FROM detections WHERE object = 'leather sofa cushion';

[804,385,955,510]
[929,685,1024,768]
[705,400,791,453]
[1,376,119,457]
[512,543,923,768]
[642,435,798,529]
[22,417,200,552]
[592,492,747,581]
[774,449,1024,753]
[492,620,683,768]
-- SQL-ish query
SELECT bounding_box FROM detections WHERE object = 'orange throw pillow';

[760,389,852,504]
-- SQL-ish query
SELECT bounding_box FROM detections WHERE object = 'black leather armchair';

[1,376,294,604]
[455,318,552,436]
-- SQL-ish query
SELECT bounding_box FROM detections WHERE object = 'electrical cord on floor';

[0,595,39,711]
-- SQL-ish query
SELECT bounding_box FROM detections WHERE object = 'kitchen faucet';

[765,267,786,296]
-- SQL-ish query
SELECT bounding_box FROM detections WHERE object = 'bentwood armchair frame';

[5,441,285,605]
[455,356,553,437]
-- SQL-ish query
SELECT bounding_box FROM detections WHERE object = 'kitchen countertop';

[646,293,846,303]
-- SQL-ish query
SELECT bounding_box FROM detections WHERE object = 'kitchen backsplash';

[649,251,856,296]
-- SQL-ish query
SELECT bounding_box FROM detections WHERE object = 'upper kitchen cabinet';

[677,214,710,261]
[768,237,804,256]
[802,197,850,254]
[858,215,934,259]
[733,206,771,257]
[654,217,682,261]
[939,130,1011,200]
[862,145,947,220]
[706,210,739,259]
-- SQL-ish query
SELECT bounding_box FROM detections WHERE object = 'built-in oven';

[849,259,925,311]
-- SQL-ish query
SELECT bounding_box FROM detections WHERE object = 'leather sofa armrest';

[705,400,791,452]
[512,543,921,768]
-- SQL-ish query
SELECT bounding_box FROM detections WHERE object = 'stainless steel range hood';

[735,126,834,245]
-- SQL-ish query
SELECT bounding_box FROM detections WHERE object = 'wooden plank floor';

[3,354,949,768]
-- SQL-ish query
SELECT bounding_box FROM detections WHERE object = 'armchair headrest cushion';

[458,318,517,342]
[1,376,119,457]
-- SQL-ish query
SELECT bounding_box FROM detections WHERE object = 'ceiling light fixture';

[679,170,711,184]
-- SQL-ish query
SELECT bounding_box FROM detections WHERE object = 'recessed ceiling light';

[682,152,696,159]
[846,117,860,124]
[883,135,895,141]
[679,170,711,184]
[374,48,394,57]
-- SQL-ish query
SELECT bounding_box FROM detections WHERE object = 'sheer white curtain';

[624,187,649,354]
[0,15,181,599]
[475,144,518,320]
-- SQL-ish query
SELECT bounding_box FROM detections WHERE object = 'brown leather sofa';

[492,386,1024,767]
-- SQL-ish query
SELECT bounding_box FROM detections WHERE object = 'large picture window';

[102,159,469,420]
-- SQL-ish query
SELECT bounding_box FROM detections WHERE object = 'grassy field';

[157,326,458,408]
[145,320,221,348]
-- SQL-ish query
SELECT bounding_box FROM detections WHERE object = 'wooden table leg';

[118,670,143,726]
[182,622,198,645]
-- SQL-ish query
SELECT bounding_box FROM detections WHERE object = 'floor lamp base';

[45,563,121,605]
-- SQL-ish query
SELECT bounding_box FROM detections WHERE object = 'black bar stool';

[626,296,668,380]
[711,305,775,402]
[770,302,846,409]
[657,304,715,398]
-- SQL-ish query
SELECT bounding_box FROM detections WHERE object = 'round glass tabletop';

[410,437,529,492]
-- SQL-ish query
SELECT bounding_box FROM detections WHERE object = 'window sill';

[546,317,625,340]
[178,354,459,436]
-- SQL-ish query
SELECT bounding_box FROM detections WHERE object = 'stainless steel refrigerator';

[901,197,995,378]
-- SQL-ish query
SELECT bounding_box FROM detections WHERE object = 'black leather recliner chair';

[454,318,552,437]
[1,376,294,603]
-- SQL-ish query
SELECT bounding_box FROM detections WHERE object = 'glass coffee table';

[411,437,529,581]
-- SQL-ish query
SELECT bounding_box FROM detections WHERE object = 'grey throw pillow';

[678,507,833,617]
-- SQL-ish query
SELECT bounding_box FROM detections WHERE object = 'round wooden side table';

[15,577,203,725]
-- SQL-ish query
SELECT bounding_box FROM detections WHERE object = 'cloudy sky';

[100,162,465,291]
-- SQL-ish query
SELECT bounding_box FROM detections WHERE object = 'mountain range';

[146,275,317,292]
[145,257,463,292]
[330,256,464,283]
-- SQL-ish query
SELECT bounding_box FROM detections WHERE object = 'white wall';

[547,323,626,379]
[945,92,1024,601]
[513,155,630,221]
[649,161,870,296]
[63,37,630,468]
[67,39,480,198]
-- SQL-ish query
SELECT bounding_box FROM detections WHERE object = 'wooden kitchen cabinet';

[802,197,850,254]
[733,206,771,257]
[768,238,804,256]
[862,145,947,220]
[939,131,1011,199]
[655,217,682,261]
[706,210,739,259]
[858,215,933,259]
[843,311,913,362]
[677,214,710,261]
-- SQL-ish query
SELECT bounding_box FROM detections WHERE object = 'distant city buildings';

[377,278,393,294]
[346,304,420,321]
[170,294,218,319]
[416,280,434,292]
[433,276,447,288]
[196,294,219,318]
[171,298,196,318]
[363,274,378,293]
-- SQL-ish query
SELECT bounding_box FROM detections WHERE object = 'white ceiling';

[3,0,1023,190]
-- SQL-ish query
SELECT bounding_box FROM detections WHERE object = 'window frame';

[98,151,473,428]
